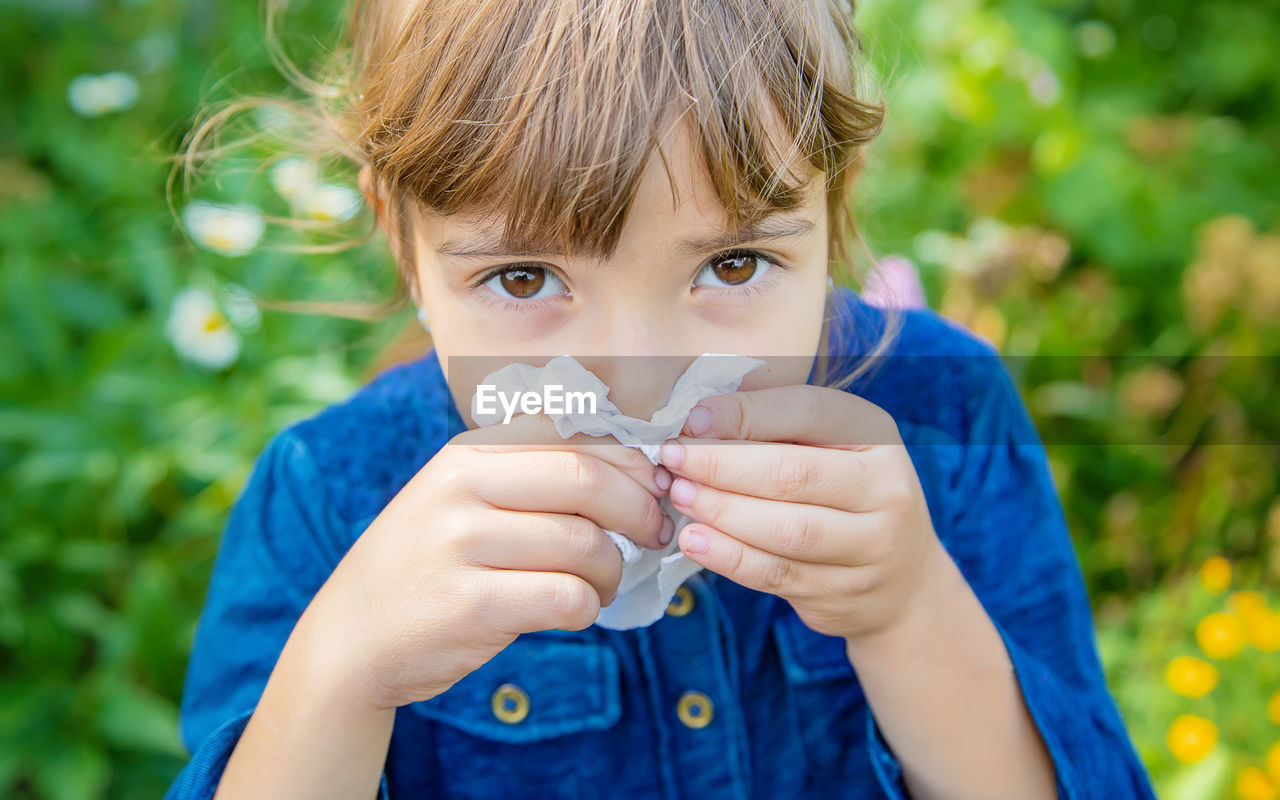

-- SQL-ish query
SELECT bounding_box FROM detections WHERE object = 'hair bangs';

[353,0,877,263]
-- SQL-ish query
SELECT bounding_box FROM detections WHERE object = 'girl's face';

[394,118,830,423]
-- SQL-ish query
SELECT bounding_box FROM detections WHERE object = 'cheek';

[709,281,825,352]
[738,356,817,392]
[432,312,565,361]
[726,290,828,390]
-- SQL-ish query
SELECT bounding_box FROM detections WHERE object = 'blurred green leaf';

[31,743,110,800]
[93,679,184,758]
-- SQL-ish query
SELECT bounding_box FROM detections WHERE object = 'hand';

[302,411,674,711]
[659,384,946,643]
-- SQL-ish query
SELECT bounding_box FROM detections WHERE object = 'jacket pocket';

[410,634,622,744]
[401,633,628,799]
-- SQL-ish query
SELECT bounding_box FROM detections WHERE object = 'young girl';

[167,1,1157,798]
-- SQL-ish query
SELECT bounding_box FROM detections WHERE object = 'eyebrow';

[670,216,816,257]
[436,216,816,260]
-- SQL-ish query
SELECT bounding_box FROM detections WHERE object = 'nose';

[586,355,695,420]
[574,314,692,420]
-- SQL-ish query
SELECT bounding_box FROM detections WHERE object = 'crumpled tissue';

[470,353,766,629]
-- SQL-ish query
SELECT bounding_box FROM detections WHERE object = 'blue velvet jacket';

[165,289,1157,799]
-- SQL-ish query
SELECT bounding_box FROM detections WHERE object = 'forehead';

[630,112,823,237]
[422,114,825,261]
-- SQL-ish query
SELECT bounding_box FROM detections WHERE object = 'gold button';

[666,585,695,617]
[676,690,714,729]
[491,683,530,724]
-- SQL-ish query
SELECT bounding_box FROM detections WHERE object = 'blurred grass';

[1,0,1278,797]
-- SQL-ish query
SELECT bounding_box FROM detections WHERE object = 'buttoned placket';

[632,571,751,800]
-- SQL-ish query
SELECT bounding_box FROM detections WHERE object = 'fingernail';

[670,477,696,507]
[686,405,713,436]
[659,440,684,471]
[682,526,709,554]
[659,514,674,545]
[654,465,673,491]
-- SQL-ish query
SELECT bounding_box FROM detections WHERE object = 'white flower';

[298,183,362,222]
[166,287,240,370]
[67,72,140,118]
[183,201,265,256]
[268,159,362,222]
[269,157,319,202]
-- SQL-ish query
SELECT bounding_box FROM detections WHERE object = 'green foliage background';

[1,0,1277,797]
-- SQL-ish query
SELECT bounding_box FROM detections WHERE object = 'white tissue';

[471,353,766,629]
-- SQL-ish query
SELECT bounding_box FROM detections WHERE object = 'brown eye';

[693,251,773,289]
[499,267,545,298]
[480,265,567,303]
[712,254,759,285]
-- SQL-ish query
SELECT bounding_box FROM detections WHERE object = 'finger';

[667,475,880,565]
[457,409,670,499]
[682,385,900,448]
[675,521,846,599]
[477,569,602,634]
[660,438,884,511]
[469,449,671,550]
[465,509,623,607]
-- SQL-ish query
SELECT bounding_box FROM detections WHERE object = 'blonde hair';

[174,0,898,389]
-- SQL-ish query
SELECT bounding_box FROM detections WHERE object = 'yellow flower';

[1164,656,1219,698]
[1237,766,1277,800]
[1167,714,1218,764]
[1199,556,1232,592]
[1247,610,1280,653]
[1270,690,1280,726]
[1268,742,1280,783]
[1197,612,1248,659]
[1231,591,1269,615]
